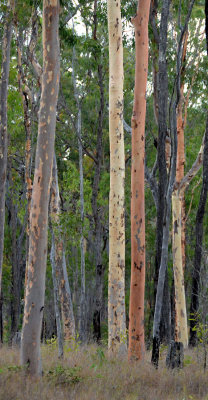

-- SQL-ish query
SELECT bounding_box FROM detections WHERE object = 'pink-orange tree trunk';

[128,0,151,361]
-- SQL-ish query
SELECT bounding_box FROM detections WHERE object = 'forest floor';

[0,342,208,400]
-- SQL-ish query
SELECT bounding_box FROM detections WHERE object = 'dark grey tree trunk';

[189,116,208,346]
[152,0,171,345]
[92,67,105,342]
[152,0,171,361]
[50,230,64,358]
[92,0,105,343]
[152,0,195,367]
[20,0,60,376]
[0,1,13,300]
[9,186,21,342]
[166,340,184,369]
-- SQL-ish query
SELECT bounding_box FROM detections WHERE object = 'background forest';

[0,0,208,385]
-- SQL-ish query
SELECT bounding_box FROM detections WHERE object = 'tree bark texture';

[171,31,188,348]
[50,154,75,341]
[91,8,105,340]
[166,340,184,369]
[107,0,126,356]
[154,0,171,345]
[128,0,151,362]
[0,1,13,299]
[172,193,188,347]
[21,0,60,376]
[152,0,195,366]
[93,262,104,343]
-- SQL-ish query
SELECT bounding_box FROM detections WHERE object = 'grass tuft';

[0,344,208,399]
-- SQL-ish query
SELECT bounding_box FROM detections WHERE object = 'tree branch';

[177,133,205,194]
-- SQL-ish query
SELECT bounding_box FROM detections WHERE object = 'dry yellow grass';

[0,344,208,400]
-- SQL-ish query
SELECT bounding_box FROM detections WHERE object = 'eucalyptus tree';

[128,0,151,362]
[107,0,126,355]
[21,0,60,375]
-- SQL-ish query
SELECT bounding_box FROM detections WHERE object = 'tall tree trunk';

[92,3,105,342]
[50,154,75,341]
[150,0,171,344]
[20,0,60,376]
[154,0,171,345]
[152,0,195,367]
[171,31,188,349]
[0,1,13,302]
[107,0,126,356]
[128,0,151,362]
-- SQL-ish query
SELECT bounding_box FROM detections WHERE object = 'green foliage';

[184,355,194,367]
[191,313,208,345]
[47,364,83,384]
[64,333,81,353]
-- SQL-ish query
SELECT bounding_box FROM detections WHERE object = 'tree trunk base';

[93,310,101,343]
[166,340,184,368]
[151,336,160,368]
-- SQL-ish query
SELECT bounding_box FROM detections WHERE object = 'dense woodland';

[0,0,208,382]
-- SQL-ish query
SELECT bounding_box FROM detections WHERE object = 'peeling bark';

[20,0,60,376]
[172,193,188,347]
[171,31,188,349]
[128,0,151,362]
[107,0,126,356]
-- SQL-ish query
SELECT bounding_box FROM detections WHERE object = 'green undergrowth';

[0,344,208,399]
